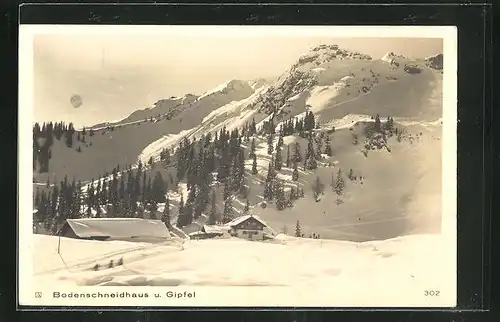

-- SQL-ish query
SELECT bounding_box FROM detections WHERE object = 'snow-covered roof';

[226,214,270,228]
[65,218,170,239]
[202,225,230,234]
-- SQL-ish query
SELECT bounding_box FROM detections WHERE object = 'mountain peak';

[291,44,372,72]
[309,44,371,60]
[197,79,252,101]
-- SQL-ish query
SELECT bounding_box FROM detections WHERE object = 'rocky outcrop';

[425,53,443,70]
[403,64,423,75]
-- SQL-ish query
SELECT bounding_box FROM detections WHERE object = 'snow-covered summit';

[252,45,432,122]
[291,44,372,72]
[197,79,254,101]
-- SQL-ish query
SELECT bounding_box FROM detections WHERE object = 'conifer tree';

[324,135,332,156]
[216,143,230,183]
[293,142,302,163]
[222,196,234,224]
[305,135,317,170]
[141,172,147,205]
[295,220,302,237]
[151,171,166,203]
[162,195,170,225]
[275,181,286,211]
[264,161,276,200]
[334,169,345,196]
[183,186,195,224]
[223,179,231,200]
[374,113,382,133]
[230,148,245,193]
[149,199,158,219]
[268,118,275,134]
[252,154,258,175]
[267,134,274,155]
[249,138,256,159]
[65,123,75,148]
[207,190,217,225]
[176,194,185,227]
[118,174,126,201]
[162,148,171,168]
[292,162,299,181]
[384,116,394,132]
[275,145,282,171]
[145,177,152,212]
[176,138,190,181]
[70,178,78,218]
[315,136,323,160]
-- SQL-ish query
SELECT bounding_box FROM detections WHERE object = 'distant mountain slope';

[33,79,264,183]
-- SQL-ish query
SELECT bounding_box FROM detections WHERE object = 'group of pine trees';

[364,114,397,138]
[33,109,341,233]
[309,167,348,203]
[33,122,95,174]
[260,124,313,211]
[33,161,171,233]
[259,110,318,137]
[173,126,253,228]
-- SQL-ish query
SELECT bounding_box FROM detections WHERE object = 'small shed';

[59,218,171,243]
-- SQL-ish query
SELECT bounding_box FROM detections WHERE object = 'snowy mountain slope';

[138,84,270,164]
[33,232,450,292]
[33,80,265,183]
[244,45,442,128]
[119,94,199,124]
[256,125,441,241]
[33,44,446,245]
[33,45,442,185]
[173,117,442,242]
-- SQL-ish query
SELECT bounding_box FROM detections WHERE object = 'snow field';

[33,232,449,289]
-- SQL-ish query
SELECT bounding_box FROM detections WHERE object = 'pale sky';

[33,32,442,127]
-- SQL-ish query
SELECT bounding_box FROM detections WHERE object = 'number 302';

[424,290,440,296]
